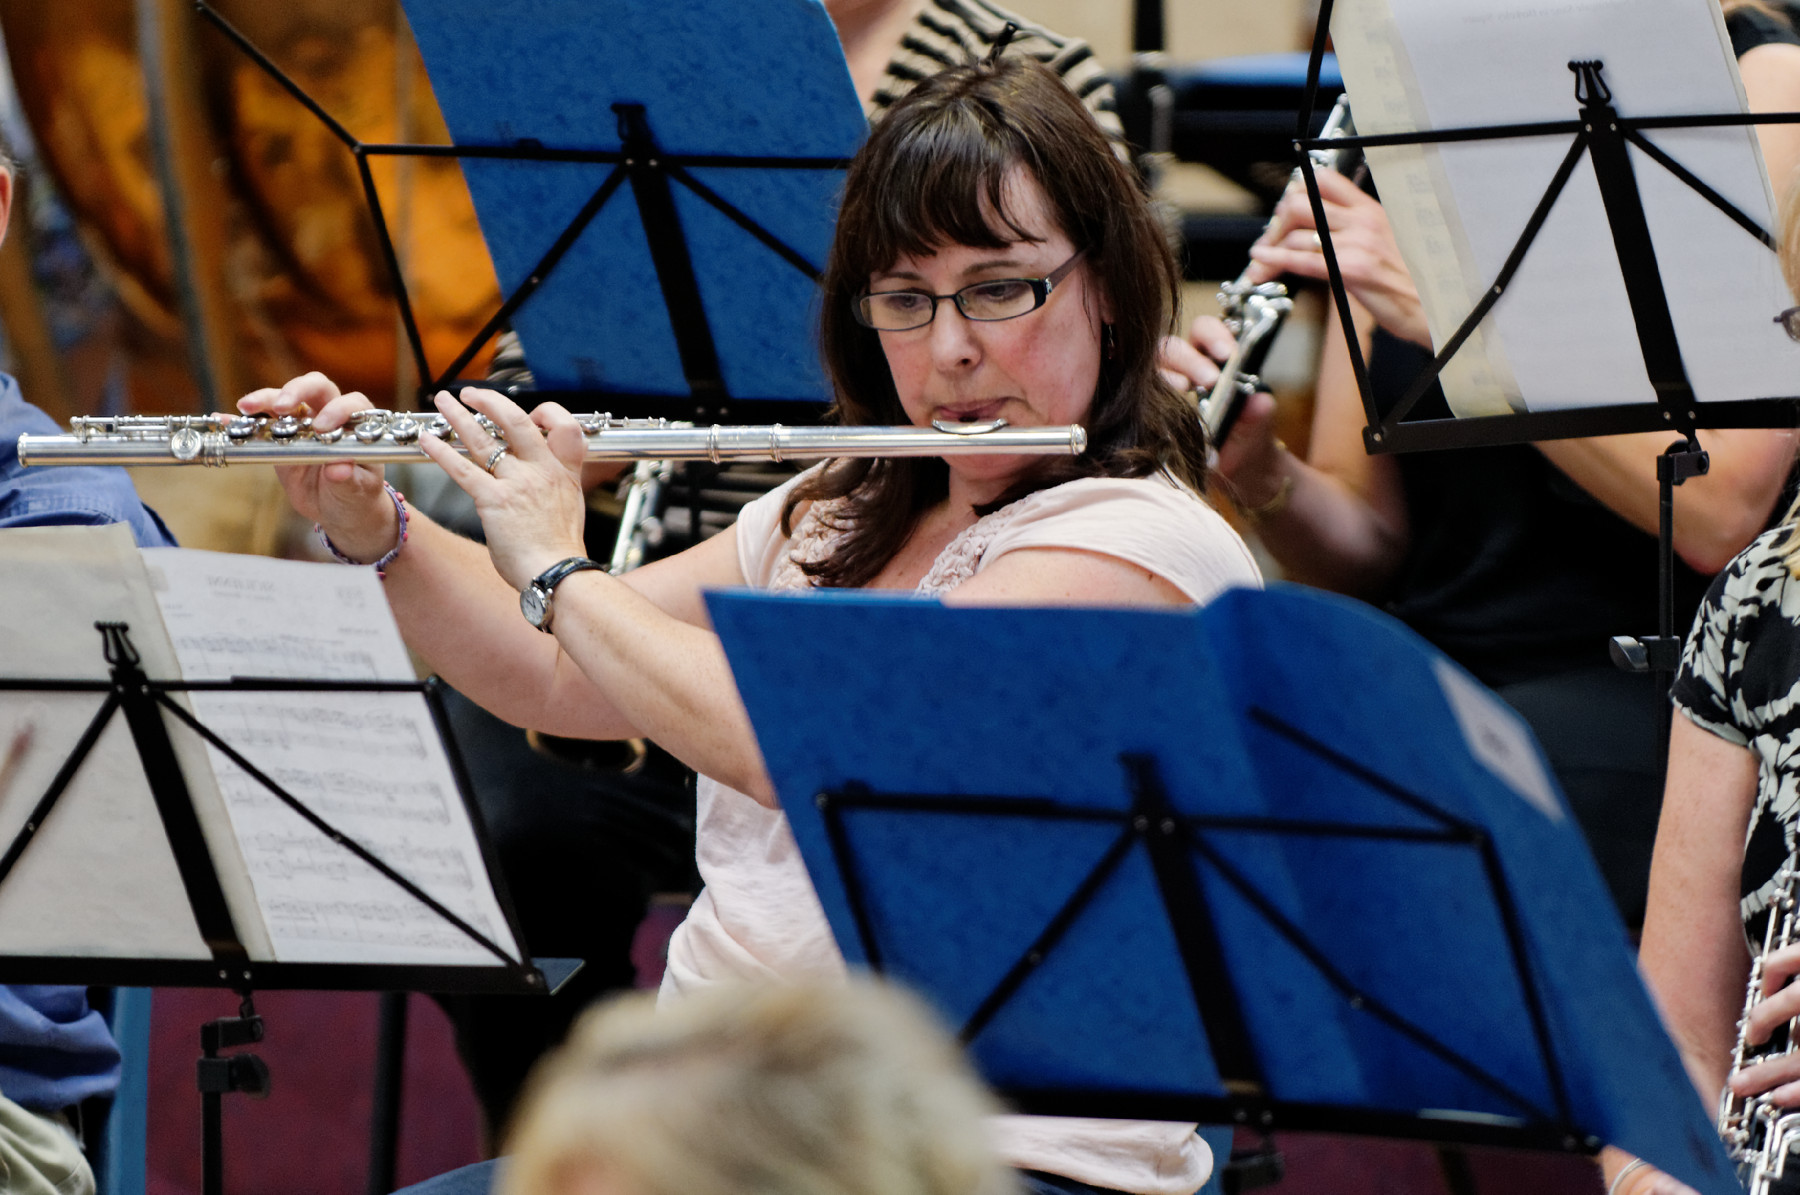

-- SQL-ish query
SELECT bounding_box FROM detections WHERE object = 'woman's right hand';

[1185,315,1290,510]
[237,372,398,563]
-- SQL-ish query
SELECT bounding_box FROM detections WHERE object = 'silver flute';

[18,410,1087,468]
[1199,95,1358,445]
[1721,853,1800,1195]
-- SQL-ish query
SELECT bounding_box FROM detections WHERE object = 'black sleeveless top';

[1373,334,1711,688]
[1728,6,1800,58]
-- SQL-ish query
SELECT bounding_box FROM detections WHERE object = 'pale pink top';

[660,467,1262,1195]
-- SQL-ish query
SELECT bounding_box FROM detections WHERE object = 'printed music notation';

[168,633,384,682]
[145,548,519,967]
[207,702,430,761]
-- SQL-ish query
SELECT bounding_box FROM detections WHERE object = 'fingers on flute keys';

[526,401,590,474]
[455,387,554,464]
[237,371,355,426]
[424,391,502,490]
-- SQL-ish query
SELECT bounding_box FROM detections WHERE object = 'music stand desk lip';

[0,956,575,995]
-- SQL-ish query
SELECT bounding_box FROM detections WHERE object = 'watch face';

[521,585,549,628]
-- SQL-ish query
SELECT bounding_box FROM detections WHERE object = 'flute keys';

[353,414,386,443]
[315,425,345,444]
[169,426,204,461]
[225,416,258,443]
[270,415,302,440]
[389,416,421,444]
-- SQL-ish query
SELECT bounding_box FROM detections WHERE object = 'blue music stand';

[706,584,1738,1195]
[195,0,864,420]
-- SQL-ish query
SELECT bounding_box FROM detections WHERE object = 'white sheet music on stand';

[0,525,216,958]
[144,548,516,966]
[0,527,521,968]
[1330,0,1800,416]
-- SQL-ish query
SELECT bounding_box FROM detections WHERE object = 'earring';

[1102,323,1118,360]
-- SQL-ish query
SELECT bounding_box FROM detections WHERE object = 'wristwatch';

[520,557,605,633]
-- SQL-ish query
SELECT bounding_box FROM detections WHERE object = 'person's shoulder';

[1026,470,1211,509]
[1001,472,1263,596]
[1711,525,1795,608]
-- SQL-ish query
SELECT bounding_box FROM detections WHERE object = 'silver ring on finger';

[484,445,511,474]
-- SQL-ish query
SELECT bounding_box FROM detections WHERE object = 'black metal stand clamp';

[198,993,269,1195]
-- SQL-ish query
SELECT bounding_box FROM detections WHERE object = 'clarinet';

[17,410,1087,468]
[1721,852,1800,1195]
[1198,96,1359,446]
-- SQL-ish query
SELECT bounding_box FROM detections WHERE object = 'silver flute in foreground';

[18,410,1087,468]
[1198,95,1358,445]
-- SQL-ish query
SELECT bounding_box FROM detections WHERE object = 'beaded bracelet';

[316,482,409,579]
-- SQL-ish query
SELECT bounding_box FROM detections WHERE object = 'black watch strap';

[533,557,605,593]
[523,557,605,632]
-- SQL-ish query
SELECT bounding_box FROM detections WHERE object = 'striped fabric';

[869,0,1122,140]
[486,0,1123,414]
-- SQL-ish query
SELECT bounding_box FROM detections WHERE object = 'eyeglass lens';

[860,279,1043,331]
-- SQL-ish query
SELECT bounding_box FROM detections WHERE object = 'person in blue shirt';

[0,131,172,1194]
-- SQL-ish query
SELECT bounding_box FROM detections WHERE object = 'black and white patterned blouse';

[1671,526,1800,942]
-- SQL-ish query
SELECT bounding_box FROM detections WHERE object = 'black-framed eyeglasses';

[1778,307,1800,342]
[854,249,1086,332]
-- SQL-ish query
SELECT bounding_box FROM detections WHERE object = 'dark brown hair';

[786,55,1208,589]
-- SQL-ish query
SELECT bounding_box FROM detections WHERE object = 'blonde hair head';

[498,981,1019,1195]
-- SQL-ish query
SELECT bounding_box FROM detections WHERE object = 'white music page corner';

[142,549,521,967]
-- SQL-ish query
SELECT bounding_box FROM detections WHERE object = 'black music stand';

[705,585,1741,1195]
[0,620,573,1195]
[1292,4,1800,701]
[191,0,861,425]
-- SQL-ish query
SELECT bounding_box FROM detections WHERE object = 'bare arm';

[1602,716,1759,1195]
[1741,42,1800,205]
[1639,713,1758,1106]
[1535,431,1795,573]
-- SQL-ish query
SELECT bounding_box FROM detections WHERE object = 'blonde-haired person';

[498,981,1017,1195]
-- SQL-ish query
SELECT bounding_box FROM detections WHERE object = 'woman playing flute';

[241,55,1259,1195]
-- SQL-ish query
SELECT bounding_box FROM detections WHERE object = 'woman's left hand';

[1728,942,1800,1105]
[419,387,591,591]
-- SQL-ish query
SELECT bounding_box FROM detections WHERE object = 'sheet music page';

[0,526,219,959]
[1331,0,1800,415]
[143,549,521,967]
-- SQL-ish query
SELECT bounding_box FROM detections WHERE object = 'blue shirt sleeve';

[0,373,176,548]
